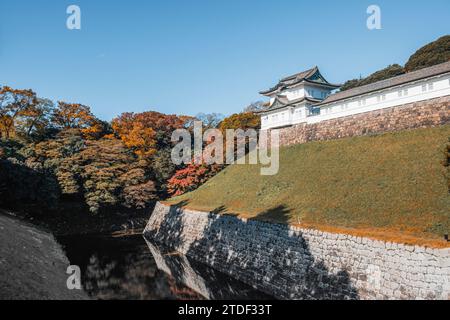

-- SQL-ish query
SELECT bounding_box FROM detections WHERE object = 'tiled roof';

[280,67,318,82]
[256,96,321,114]
[316,60,450,106]
[260,67,339,95]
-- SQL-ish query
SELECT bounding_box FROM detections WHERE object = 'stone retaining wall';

[273,96,450,147]
[144,202,450,300]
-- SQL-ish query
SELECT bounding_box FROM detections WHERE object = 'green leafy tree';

[340,64,405,91]
[405,35,450,72]
[339,79,361,92]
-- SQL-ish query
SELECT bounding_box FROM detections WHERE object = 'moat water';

[57,234,272,300]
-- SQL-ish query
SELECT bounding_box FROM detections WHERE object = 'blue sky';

[0,0,449,120]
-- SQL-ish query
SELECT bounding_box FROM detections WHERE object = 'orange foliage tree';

[16,98,54,139]
[52,101,96,129]
[219,112,261,132]
[112,111,188,159]
[0,86,37,139]
[52,101,107,140]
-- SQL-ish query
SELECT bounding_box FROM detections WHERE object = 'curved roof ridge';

[280,66,318,82]
[260,66,337,95]
[256,96,322,114]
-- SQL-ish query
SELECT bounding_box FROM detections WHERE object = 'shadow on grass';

[170,199,191,208]
[251,205,292,224]
[211,205,227,215]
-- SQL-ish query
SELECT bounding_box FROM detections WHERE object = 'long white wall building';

[259,62,450,130]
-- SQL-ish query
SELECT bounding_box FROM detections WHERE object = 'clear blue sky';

[0,0,449,120]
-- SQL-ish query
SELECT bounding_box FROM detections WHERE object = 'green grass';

[168,126,450,245]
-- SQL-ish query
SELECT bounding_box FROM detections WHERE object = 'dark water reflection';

[57,234,271,300]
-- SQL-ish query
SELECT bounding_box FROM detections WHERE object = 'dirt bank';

[0,211,89,300]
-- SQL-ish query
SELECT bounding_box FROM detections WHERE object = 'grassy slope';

[168,126,450,246]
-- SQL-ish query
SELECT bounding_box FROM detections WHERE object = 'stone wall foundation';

[272,96,450,147]
[144,202,450,300]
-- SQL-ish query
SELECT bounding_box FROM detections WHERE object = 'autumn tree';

[24,129,157,213]
[51,101,108,140]
[82,119,113,140]
[167,163,221,196]
[0,86,37,139]
[0,139,60,213]
[21,129,85,195]
[216,112,261,166]
[52,102,96,129]
[62,138,157,213]
[219,112,261,132]
[65,139,154,213]
[150,147,179,194]
[112,111,187,159]
[15,98,55,141]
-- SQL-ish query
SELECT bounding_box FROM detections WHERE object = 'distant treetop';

[405,35,450,72]
[340,64,405,92]
[340,35,450,92]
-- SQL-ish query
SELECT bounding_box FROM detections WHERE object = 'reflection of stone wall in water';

[144,202,450,300]
[146,240,272,300]
[59,234,204,300]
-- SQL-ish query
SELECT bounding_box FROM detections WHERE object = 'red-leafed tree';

[167,163,221,196]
